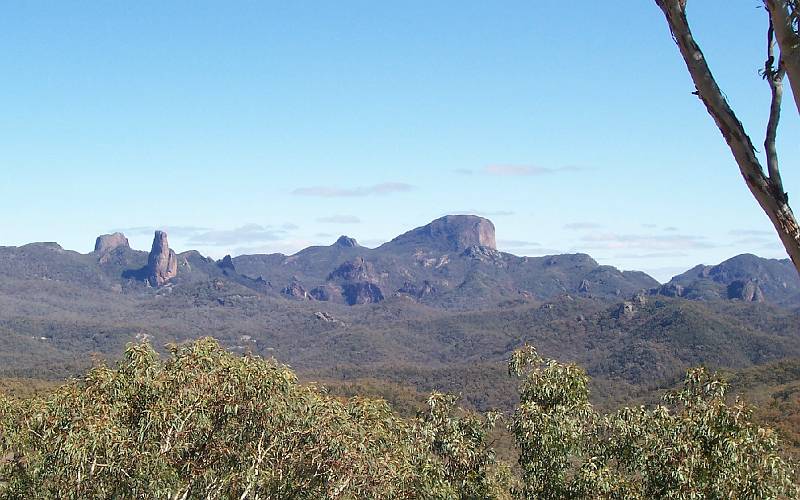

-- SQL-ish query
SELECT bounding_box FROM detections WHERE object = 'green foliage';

[0,339,505,499]
[508,346,800,499]
[1,340,797,498]
[416,392,510,499]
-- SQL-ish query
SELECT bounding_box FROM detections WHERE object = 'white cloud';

[563,222,602,230]
[292,182,413,197]
[484,164,584,176]
[580,232,715,250]
[317,215,362,224]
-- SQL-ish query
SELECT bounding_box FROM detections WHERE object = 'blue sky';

[1,1,798,281]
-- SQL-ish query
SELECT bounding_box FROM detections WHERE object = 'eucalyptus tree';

[656,0,800,274]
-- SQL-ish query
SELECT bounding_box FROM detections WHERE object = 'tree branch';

[655,0,800,274]
[763,15,787,202]
[765,0,800,116]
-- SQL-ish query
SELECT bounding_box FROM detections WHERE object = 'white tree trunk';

[766,0,800,116]
[656,0,800,275]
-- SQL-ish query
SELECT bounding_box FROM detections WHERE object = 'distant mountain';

[232,215,659,309]
[3,217,798,311]
[662,254,800,306]
[0,215,799,414]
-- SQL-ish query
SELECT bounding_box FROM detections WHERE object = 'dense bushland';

[0,339,797,499]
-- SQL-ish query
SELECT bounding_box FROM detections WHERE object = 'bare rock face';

[310,283,343,302]
[461,245,504,265]
[328,257,378,282]
[387,215,497,252]
[218,255,236,273]
[342,282,384,305]
[653,283,684,298]
[397,280,437,299]
[94,233,130,257]
[612,301,636,319]
[727,280,765,302]
[147,231,178,287]
[282,279,311,300]
[334,235,359,248]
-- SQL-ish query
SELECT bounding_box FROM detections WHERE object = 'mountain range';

[1,214,798,412]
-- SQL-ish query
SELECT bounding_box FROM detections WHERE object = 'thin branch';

[765,0,800,117]
[763,13,788,202]
[655,0,800,274]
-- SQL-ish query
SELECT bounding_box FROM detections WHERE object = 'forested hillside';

[1,340,797,498]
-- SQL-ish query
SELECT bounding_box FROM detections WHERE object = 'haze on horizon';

[2,1,799,282]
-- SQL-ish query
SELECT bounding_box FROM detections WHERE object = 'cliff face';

[94,233,130,255]
[147,231,178,286]
[384,215,497,252]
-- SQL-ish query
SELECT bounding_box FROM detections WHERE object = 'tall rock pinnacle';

[147,230,178,286]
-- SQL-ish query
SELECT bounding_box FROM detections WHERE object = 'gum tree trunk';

[656,0,800,275]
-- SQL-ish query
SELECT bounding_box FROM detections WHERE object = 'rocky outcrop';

[385,215,497,252]
[282,279,311,300]
[328,257,378,282]
[147,231,178,287]
[94,233,130,255]
[461,245,504,265]
[94,233,131,264]
[398,280,437,299]
[727,280,765,302]
[309,283,343,302]
[612,301,636,319]
[667,254,800,305]
[652,283,684,297]
[342,282,384,305]
[218,255,236,273]
[334,236,359,248]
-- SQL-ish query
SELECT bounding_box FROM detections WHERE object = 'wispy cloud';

[232,238,314,257]
[292,182,413,197]
[453,168,473,175]
[446,209,515,217]
[563,222,602,230]
[484,164,584,176]
[498,239,541,248]
[580,232,715,250]
[316,215,362,224]
[613,251,689,259]
[114,226,211,238]
[187,224,294,246]
[513,247,566,256]
[663,226,678,232]
[729,229,774,237]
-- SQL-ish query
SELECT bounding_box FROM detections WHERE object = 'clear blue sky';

[2,1,798,281]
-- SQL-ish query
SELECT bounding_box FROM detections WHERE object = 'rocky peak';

[94,233,130,255]
[147,231,178,287]
[334,235,359,248]
[328,257,378,282]
[727,280,766,302]
[282,278,311,300]
[218,255,236,272]
[386,215,497,252]
[342,282,384,305]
